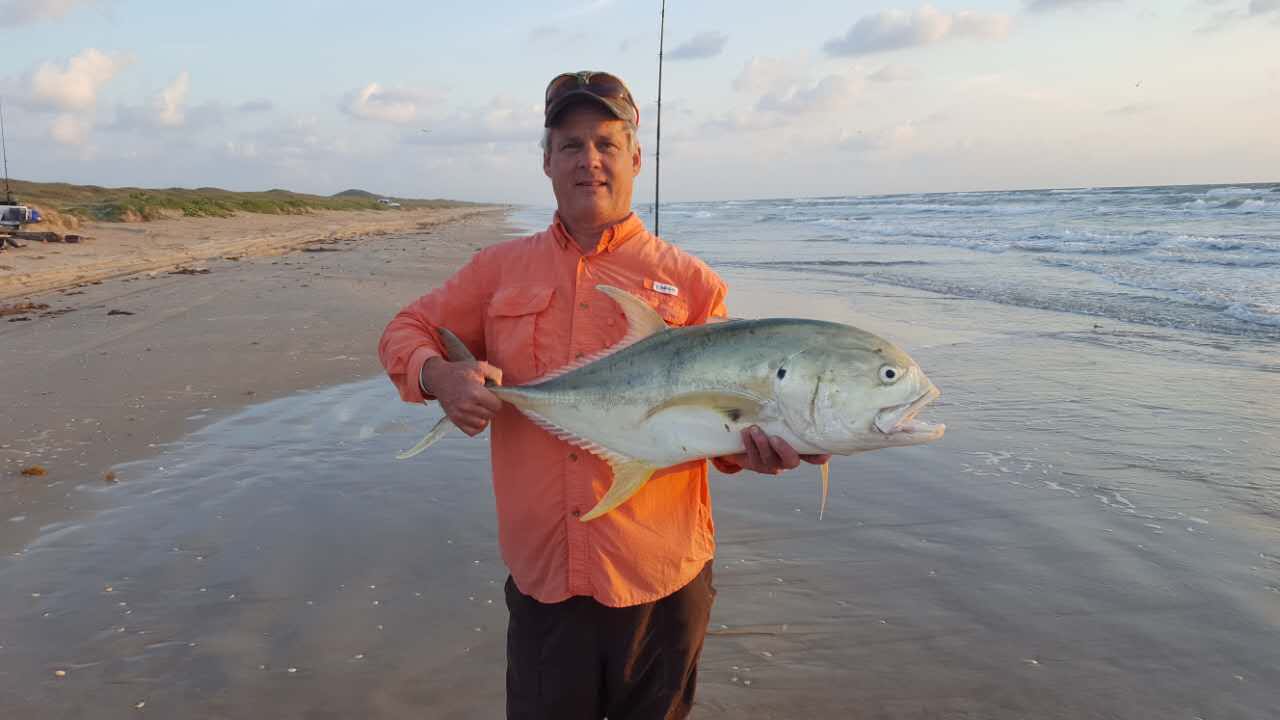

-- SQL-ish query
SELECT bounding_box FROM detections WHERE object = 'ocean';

[516,182,1280,341]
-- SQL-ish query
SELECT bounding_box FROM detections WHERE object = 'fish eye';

[879,365,902,384]
[776,367,787,380]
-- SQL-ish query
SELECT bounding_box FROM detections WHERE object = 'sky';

[2,0,1278,203]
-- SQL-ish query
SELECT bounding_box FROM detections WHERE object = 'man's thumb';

[477,361,504,386]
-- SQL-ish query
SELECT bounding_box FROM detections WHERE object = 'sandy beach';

[2,203,1278,719]
[0,206,506,552]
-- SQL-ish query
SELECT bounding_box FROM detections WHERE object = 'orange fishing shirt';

[379,213,731,607]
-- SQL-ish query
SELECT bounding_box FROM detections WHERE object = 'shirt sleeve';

[378,250,494,404]
[685,265,729,325]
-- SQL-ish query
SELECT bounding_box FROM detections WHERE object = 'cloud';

[156,71,189,127]
[562,0,614,16]
[1195,0,1279,32]
[824,5,1012,56]
[698,109,788,135]
[667,32,728,61]
[50,113,91,145]
[529,25,587,45]
[0,0,99,26]
[341,83,431,124]
[404,95,541,146]
[840,123,918,153]
[869,64,913,83]
[733,57,805,95]
[237,99,274,113]
[1025,0,1120,11]
[757,73,865,114]
[30,48,132,112]
[105,72,226,133]
[1106,102,1157,116]
[733,57,867,118]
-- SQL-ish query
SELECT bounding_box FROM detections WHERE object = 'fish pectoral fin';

[596,285,668,340]
[642,390,765,424]
[579,459,658,522]
[396,413,453,460]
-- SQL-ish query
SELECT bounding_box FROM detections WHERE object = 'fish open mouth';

[874,386,945,438]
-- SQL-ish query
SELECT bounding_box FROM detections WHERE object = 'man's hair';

[541,119,639,157]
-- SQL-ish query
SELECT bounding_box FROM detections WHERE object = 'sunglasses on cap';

[544,71,640,127]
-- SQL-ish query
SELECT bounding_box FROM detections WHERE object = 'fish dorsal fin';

[642,390,766,424]
[531,285,669,383]
[596,285,668,342]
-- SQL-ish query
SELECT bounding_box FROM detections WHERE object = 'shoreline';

[0,205,505,302]
[0,206,517,553]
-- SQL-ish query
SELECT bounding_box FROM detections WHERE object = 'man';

[378,70,828,719]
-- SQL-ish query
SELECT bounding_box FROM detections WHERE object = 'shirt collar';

[550,212,646,255]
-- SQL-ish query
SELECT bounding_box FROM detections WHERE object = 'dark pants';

[505,561,716,720]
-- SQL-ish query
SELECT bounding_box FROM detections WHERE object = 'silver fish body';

[399,285,944,521]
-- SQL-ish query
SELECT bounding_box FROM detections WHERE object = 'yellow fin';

[596,285,668,340]
[643,390,765,424]
[580,459,657,522]
[396,414,453,460]
[819,462,829,520]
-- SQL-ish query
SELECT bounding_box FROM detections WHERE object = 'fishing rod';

[654,0,666,236]
[1,98,13,203]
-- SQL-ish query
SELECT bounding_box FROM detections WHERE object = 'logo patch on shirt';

[651,281,679,296]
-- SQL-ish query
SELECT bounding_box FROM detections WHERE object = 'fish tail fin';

[437,327,475,362]
[396,413,454,460]
[396,326,480,461]
[579,460,657,522]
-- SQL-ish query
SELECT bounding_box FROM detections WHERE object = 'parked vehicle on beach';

[0,200,38,231]
[376,197,401,208]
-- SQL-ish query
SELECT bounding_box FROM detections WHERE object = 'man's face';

[543,103,641,231]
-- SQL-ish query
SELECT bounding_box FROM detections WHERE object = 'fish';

[397,285,945,521]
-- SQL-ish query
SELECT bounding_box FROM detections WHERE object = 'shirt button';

[571,509,581,517]
[579,302,589,310]
[569,452,578,462]
[575,352,584,360]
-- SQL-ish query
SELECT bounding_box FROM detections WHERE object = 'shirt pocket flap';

[489,285,554,318]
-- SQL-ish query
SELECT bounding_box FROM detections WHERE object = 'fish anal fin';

[643,390,765,424]
[580,459,658,522]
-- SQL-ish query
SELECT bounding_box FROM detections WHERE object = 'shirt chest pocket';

[636,288,690,328]
[486,285,555,384]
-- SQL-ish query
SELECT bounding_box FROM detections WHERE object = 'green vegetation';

[7,179,474,222]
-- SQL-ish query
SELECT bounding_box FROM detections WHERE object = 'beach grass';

[6,179,473,223]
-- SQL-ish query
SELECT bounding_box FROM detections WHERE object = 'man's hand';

[421,356,504,436]
[719,426,832,475]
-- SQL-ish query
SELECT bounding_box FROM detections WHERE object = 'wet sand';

[3,222,1279,719]
[0,207,508,552]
